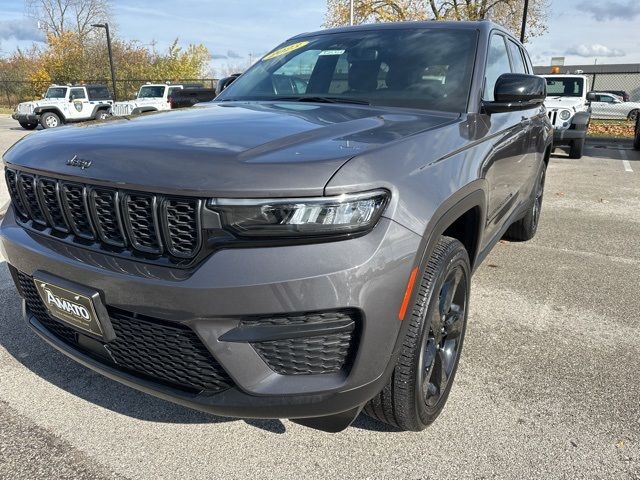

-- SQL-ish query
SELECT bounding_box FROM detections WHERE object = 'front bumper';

[1,207,420,419]
[12,113,39,124]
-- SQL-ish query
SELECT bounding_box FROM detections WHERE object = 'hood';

[544,97,585,110]
[3,102,457,197]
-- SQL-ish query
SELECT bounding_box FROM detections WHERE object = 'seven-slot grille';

[5,168,203,261]
[547,109,558,126]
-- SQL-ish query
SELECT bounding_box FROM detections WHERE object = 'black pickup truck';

[168,87,217,109]
[1,21,551,433]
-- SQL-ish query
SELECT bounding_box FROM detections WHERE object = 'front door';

[67,88,90,119]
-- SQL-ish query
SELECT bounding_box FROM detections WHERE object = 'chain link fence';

[0,78,219,108]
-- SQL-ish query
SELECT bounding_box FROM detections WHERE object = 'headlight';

[208,190,389,238]
[559,109,571,120]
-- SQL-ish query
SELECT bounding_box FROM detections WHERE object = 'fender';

[90,104,111,119]
[359,184,487,414]
[33,106,65,120]
[571,110,591,127]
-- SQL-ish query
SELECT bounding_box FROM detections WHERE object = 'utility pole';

[520,0,529,43]
[92,23,117,101]
[350,0,354,25]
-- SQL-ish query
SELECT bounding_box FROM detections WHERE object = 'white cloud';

[0,19,45,42]
[582,0,640,21]
[565,44,625,57]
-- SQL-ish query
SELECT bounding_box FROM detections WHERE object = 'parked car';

[12,84,113,129]
[600,90,630,102]
[168,87,217,108]
[588,92,640,121]
[541,74,591,158]
[1,21,551,433]
[111,83,186,116]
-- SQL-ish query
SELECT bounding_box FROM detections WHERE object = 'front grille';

[242,311,358,375]
[112,103,133,116]
[5,168,203,263]
[17,103,34,114]
[547,109,558,126]
[16,271,233,393]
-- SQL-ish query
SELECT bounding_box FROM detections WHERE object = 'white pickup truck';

[541,75,591,159]
[12,84,113,129]
[111,83,185,116]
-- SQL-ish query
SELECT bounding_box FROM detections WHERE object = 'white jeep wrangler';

[12,84,113,130]
[111,83,184,116]
[541,74,591,159]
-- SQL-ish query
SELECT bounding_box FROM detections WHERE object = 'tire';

[18,121,37,130]
[634,117,640,151]
[568,138,584,159]
[95,110,109,120]
[364,236,470,431]
[40,112,61,129]
[628,109,638,122]
[503,163,546,242]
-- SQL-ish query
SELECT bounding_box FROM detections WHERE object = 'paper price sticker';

[262,41,309,61]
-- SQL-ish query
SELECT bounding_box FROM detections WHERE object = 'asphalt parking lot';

[0,114,638,479]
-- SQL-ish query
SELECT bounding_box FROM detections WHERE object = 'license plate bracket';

[32,271,115,342]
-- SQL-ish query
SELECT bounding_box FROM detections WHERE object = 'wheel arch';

[35,107,64,120]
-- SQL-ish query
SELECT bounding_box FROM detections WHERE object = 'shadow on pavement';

[0,261,286,433]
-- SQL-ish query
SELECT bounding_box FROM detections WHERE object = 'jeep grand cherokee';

[1,21,551,432]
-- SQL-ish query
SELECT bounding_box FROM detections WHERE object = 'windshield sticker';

[319,49,345,56]
[262,41,309,61]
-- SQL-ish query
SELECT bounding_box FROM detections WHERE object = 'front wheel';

[18,121,37,130]
[95,110,109,120]
[364,236,470,431]
[40,112,61,129]
[628,109,639,122]
[568,137,585,159]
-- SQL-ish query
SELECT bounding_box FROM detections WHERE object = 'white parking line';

[619,149,633,172]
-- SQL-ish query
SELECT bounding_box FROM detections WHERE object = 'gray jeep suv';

[1,21,551,432]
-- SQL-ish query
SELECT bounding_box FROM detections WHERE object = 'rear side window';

[87,86,111,100]
[507,40,527,74]
[484,34,512,101]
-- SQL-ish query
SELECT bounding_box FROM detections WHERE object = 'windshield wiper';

[274,96,371,105]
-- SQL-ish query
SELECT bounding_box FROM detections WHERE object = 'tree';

[324,0,549,40]
[26,0,112,42]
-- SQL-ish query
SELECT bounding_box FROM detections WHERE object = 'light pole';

[520,0,529,43]
[350,0,354,25]
[92,23,117,101]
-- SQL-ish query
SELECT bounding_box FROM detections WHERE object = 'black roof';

[292,20,514,41]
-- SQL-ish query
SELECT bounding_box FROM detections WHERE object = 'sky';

[1,0,640,73]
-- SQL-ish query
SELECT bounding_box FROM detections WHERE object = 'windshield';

[217,28,478,112]
[138,86,166,98]
[44,87,67,99]
[545,77,584,97]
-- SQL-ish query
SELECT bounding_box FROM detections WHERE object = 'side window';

[601,95,614,103]
[507,40,527,74]
[484,34,512,101]
[70,88,86,100]
[168,87,182,97]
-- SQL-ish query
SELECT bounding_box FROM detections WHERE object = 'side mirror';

[216,74,241,96]
[586,92,597,102]
[482,73,546,114]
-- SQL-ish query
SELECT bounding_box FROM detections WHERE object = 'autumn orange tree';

[0,32,212,104]
[324,0,549,40]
